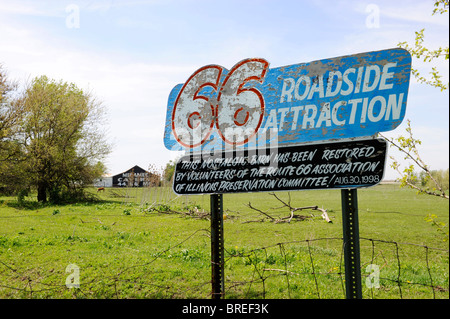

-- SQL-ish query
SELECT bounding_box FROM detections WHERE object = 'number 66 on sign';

[170,58,269,149]
[163,48,411,152]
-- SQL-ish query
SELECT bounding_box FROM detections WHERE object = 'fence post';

[210,193,224,299]
[341,188,363,299]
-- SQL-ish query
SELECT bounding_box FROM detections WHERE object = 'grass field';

[0,184,448,299]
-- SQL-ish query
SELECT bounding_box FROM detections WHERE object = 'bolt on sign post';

[163,48,411,299]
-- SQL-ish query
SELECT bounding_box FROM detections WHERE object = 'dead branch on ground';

[245,192,332,224]
[146,204,211,220]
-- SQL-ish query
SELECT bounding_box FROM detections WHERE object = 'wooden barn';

[112,165,158,187]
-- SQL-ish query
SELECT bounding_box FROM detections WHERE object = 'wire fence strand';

[0,229,448,299]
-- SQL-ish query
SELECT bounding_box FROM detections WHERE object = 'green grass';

[0,184,448,299]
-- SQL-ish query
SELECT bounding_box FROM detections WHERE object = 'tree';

[163,160,176,183]
[17,75,111,203]
[398,0,449,91]
[1,65,19,160]
[0,64,26,194]
[383,0,449,199]
[381,120,448,199]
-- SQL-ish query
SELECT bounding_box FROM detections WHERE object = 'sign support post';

[210,193,224,299]
[341,188,363,299]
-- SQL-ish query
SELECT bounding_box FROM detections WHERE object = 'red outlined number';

[171,65,222,148]
[171,58,269,148]
[216,58,269,146]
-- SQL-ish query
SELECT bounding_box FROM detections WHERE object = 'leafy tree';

[0,65,26,194]
[163,160,176,183]
[420,169,449,190]
[425,213,449,242]
[382,120,448,199]
[382,0,449,199]
[1,65,19,160]
[398,0,449,91]
[16,75,111,203]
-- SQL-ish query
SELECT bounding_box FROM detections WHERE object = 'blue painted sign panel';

[163,48,411,152]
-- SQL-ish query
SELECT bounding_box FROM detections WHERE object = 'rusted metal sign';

[163,48,411,152]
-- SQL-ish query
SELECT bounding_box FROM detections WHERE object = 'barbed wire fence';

[225,237,448,299]
[0,185,448,298]
[0,225,448,299]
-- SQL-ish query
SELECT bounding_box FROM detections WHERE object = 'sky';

[0,0,448,180]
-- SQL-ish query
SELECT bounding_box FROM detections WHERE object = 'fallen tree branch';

[146,204,211,220]
[246,193,333,224]
[246,202,276,222]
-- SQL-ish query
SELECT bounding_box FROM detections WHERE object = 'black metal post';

[210,193,224,299]
[341,188,362,299]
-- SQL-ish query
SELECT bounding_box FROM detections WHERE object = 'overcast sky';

[1,0,448,180]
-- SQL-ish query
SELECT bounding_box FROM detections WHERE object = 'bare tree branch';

[380,120,448,200]
[246,192,333,223]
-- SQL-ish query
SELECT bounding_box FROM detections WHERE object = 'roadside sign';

[162,49,406,300]
[172,138,387,195]
[164,48,411,152]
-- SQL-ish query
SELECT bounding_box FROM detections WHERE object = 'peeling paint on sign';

[163,48,411,152]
